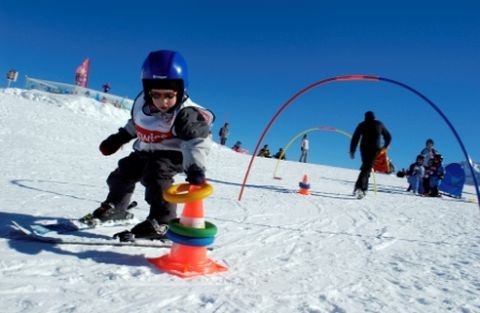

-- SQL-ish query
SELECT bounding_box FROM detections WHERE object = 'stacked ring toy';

[163,183,217,247]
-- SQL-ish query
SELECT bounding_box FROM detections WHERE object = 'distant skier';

[232,141,242,152]
[299,134,309,163]
[274,148,286,160]
[102,83,111,93]
[219,122,229,145]
[258,144,271,158]
[82,50,214,241]
[350,111,391,199]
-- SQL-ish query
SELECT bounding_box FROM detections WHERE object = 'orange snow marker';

[373,148,391,173]
[297,174,311,195]
[147,183,227,278]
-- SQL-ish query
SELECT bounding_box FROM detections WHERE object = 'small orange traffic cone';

[297,174,311,195]
[179,194,205,228]
[147,184,227,278]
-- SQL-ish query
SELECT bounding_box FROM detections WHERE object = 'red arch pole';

[237,75,480,209]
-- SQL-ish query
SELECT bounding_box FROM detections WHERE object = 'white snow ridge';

[1,88,479,313]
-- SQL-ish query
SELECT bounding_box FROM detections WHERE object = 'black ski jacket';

[350,119,391,154]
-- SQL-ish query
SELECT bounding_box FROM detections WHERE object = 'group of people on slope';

[256,144,287,160]
[349,111,445,199]
[398,139,445,197]
[219,123,309,162]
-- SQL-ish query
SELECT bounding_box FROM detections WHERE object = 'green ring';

[169,218,218,238]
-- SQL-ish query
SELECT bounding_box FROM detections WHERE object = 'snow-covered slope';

[460,160,480,186]
[1,88,479,313]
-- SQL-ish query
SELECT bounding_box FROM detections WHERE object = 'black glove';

[185,164,206,185]
[99,128,133,156]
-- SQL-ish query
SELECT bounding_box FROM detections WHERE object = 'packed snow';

[0,88,479,313]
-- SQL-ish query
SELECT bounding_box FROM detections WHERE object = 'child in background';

[258,144,271,158]
[406,155,425,194]
[232,141,242,152]
[420,138,438,167]
[274,148,286,160]
[427,154,445,197]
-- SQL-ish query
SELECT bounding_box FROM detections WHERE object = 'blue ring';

[299,182,310,189]
[166,230,215,247]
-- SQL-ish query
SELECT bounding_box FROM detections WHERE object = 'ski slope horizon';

[1,89,479,312]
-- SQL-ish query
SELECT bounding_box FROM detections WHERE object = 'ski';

[28,201,141,234]
[10,220,171,248]
[10,220,215,250]
[37,217,138,234]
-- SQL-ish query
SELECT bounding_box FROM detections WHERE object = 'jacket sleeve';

[173,107,212,171]
[350,124,362,153]
[122,119,137,137]
[407,163,415,176]
[382,124,392,148]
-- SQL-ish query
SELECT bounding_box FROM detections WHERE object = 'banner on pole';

[75,58,90,87]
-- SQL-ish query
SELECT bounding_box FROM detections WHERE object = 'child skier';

[420,138,439,167]
[405,155,425,194]
[426,153,445,197]
[82,50,214,241]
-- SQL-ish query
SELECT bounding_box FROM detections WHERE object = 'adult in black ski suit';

[349,111,391,195]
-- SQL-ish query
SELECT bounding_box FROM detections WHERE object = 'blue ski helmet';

[141,50,188,104]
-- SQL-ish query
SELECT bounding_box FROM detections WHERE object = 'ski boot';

[80,202,134,226]
[114,218,168,242]
[355,189,366,199]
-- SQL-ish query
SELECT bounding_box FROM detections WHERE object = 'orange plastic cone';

[298,174,311,195]
[179,187,205,228]
[148,243,227,278]
[147,184,228,278]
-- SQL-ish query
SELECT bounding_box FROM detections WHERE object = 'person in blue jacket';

[82,50,215,241]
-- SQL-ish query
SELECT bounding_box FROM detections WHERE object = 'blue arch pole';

[238,75,480,208]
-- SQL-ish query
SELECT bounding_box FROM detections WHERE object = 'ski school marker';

[237,74,480,209]
[169,218,218,238]
[147,183,227,278]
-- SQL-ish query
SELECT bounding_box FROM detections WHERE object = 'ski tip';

[10,220,29,232]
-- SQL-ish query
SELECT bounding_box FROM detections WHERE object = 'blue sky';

[1,1,479,171]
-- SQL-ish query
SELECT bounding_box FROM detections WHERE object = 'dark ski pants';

[104,150,183,223]
[422,177,431,194]
[354,149,378,192]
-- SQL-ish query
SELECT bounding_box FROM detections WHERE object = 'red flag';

[75,58,90,87]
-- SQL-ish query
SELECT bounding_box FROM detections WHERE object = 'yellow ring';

[163,183,213,203]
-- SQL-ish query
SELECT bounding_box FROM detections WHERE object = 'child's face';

[149,89,177,112]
